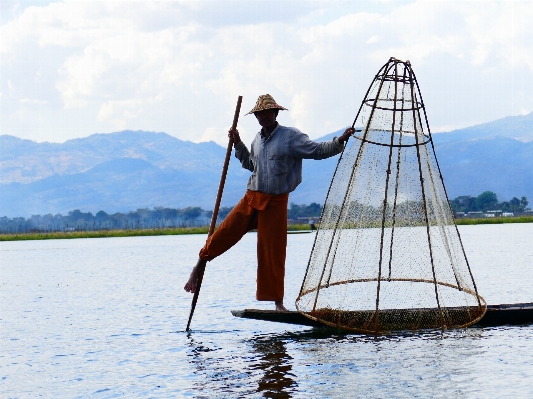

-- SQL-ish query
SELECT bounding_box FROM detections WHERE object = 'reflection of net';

[296,58,486,333]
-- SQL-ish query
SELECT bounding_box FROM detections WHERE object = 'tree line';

[0,206,235,234]
[450,191,529,214]
[289,193,531,220]
[288,203,322,220]
[0,202,324,234]
[0,193,529,234]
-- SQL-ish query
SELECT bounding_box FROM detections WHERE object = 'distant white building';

[467,211,484,218]
[486,210,502,217]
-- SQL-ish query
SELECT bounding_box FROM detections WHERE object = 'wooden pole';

[186,95,243,331]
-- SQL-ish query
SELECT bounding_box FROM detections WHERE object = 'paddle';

[186,95,243,331]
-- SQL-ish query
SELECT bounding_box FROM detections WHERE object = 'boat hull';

[231,302,533,329]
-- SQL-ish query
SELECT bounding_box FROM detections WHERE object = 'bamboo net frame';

[296,58,486,334]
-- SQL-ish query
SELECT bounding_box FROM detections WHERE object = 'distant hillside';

[1,113,532,217]
[431,136,533,201]
[432,113,533,200]
[0,131,226,184]
[433,112,533,143]
[296,117,533,207]
[0,131,250,216]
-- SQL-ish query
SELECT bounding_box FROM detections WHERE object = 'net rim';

[297,276,481,298]
[295,301,488,334]
[350,131,431,148]
[375,73,416,85]
[295,296,487,335]
[295,278,487,334]
[364,97,423,112]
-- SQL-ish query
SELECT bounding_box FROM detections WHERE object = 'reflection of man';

[253,338,294,396]
[184,94,354,311]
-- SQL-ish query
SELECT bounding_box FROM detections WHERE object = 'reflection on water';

[1,224,532,397]
[251,336,296,398]
[180,325,533,398]
[184,332,297,398]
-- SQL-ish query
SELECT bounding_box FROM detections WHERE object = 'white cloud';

[1,0,533,144]
[20,98,47,104]
[200,126,223,143]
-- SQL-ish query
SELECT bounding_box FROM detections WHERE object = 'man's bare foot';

[275,301,288,312]
[184,259,206,293]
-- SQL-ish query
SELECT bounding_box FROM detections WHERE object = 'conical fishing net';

[296,58,486,333]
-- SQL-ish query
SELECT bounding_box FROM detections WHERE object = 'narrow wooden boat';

[231,302,533,329]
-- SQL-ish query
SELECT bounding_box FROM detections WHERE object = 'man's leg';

[184,194,258,293]
[256,193,288,310]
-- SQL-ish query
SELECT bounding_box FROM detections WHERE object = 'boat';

[231,302,533,329]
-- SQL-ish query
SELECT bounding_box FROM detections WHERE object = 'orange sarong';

[199,190,288,302]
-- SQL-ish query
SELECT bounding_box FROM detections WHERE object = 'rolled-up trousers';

[199,190,288,302]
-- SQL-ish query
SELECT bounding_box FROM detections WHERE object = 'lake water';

[1,223,533,398]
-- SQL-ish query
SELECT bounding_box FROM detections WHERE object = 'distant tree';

[450,196,475,213]
[154,207,178,219]
[498,200,511,212]
[215,206,234,222]
[68,209,94,223]
[306,203,323,217]
[135,208,150,218]
[181,207,202,220]
[288,203,303,219]
[473,191,498,211]
[509,197,521,212]
[96,210,108,220]
[288,203,323,219]
[450,193,531,214]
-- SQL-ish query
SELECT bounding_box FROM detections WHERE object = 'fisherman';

[184,94,354,311]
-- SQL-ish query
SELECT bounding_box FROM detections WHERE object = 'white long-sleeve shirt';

[234,124,344,195]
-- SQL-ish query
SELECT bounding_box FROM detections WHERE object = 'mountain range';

[1,112,532,217]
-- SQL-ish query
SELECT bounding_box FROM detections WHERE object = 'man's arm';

[229,127,254,172]
[291,127,355,160]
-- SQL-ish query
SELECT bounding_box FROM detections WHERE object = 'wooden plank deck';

[231,302,533,329]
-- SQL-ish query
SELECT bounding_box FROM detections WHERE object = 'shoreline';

[1,217,532,242]
[455,216,533,225]
[0,224,314,242]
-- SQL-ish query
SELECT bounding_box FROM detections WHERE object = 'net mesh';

[295,58,486,333]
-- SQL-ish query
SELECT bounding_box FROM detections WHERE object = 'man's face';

[254,109,278,129]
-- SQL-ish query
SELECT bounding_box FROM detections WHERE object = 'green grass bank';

[455,216,533,225]
[1,217,531,242]
[0,224,313,242]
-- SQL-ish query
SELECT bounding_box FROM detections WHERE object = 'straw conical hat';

[246,94,288,115]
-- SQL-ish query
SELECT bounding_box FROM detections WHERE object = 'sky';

[1,0,533,145]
